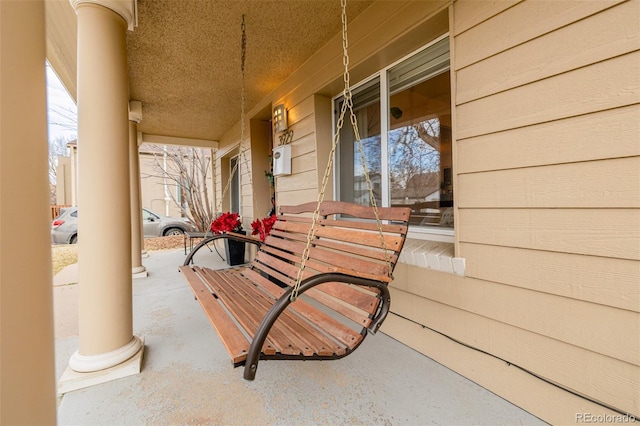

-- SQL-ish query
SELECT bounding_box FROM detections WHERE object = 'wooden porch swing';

[179,1,410,381]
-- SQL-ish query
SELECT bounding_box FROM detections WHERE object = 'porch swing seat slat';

[179,200,410,380]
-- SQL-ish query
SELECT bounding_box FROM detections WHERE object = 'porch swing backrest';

[256,201,408,288]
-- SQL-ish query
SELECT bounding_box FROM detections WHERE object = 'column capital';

[129,100,142,123]
[70,0,137,31]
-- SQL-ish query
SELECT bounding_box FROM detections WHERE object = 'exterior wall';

[56,155,73,205]
[139,151,183,217]
[56,146,205,219]
[215,0,450,222]
[138,148,215,221]
[217,0,639,422]
[392,0,638,422]
[275,94,322,206]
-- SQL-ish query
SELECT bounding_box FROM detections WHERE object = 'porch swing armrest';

[243,272,390,381]
[226,231,262,243]
[183,233,262,266]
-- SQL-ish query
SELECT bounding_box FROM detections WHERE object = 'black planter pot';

[224,231,246,266]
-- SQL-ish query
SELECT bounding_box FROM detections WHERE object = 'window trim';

[229,155,241,215]
[332,33,454,243]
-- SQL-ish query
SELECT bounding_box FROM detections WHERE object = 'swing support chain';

[217,14,257,218]
[290,0,391,302]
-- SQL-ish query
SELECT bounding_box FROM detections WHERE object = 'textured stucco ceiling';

[127,0,373,142]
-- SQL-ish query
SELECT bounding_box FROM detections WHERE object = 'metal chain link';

[290,0,391,302]
[217,15,257,219]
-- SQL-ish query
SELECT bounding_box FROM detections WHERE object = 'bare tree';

[46,61,78,201]
[48,135,73,184]
[48,135,75,203]
[141,144,215,231]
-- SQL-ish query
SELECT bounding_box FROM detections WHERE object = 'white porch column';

[129,105,147,277]
[0,1,57,422]
[67,0,142,375]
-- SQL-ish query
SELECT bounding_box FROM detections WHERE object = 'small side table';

[184,231,209,255]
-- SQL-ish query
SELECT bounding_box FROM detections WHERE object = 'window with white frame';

[335,36,452,240]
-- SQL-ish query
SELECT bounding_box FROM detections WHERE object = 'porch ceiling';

[126,0,373,143]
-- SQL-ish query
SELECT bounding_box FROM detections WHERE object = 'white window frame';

[332,33,453,243]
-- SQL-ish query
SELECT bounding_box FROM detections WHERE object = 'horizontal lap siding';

[383,284,639,425]
[456,0,640,104]
[458,157,640,208]
[457,51,640,139]
[275,95,319,204]
[454,0,626,69]
[392,265,638,366]
[449,0,640,420]
[458,208,640,259]
[460,243,640,312]
[457,105,640,173]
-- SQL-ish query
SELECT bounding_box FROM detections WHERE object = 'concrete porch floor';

[54,246,547,425]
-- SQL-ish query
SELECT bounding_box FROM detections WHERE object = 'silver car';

[51,207,196,244]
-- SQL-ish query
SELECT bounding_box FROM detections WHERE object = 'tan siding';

[397,0,639,421]
[391,264,639,366]
[274,95,318,200]
[452,0,521,36]
[457,105,640,173]
[454,0,624,70]
[289,133,317,158]
[291,151,317,176]
[457,0,640,104]
[276,188,319,206]
[458,209,640,260]
[382,311,636,424]
[457,51,640,139]
[285,95,314,126]
[288,113,315,141]
[276,170,317,192]
[387,285,640,417]
[461,243,640,312]
[458,157,640,209]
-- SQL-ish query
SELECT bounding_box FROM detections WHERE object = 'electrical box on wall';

[273,144,292,176]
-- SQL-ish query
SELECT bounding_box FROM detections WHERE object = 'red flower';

[210,212,242,234]
[251,214,277,242]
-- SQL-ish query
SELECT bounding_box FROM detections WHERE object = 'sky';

[45,63,78,144]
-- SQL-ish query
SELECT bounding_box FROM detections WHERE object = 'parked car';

[51,206,196,244]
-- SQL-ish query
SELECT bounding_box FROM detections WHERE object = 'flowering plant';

[250,214,277,242]
[210,212,243,234]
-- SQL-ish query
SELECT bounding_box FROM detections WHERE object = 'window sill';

[398,238,465,276]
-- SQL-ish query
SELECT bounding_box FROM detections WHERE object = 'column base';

[59,336,144,395]
[69,335,143,372]
[132,265,147,278]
